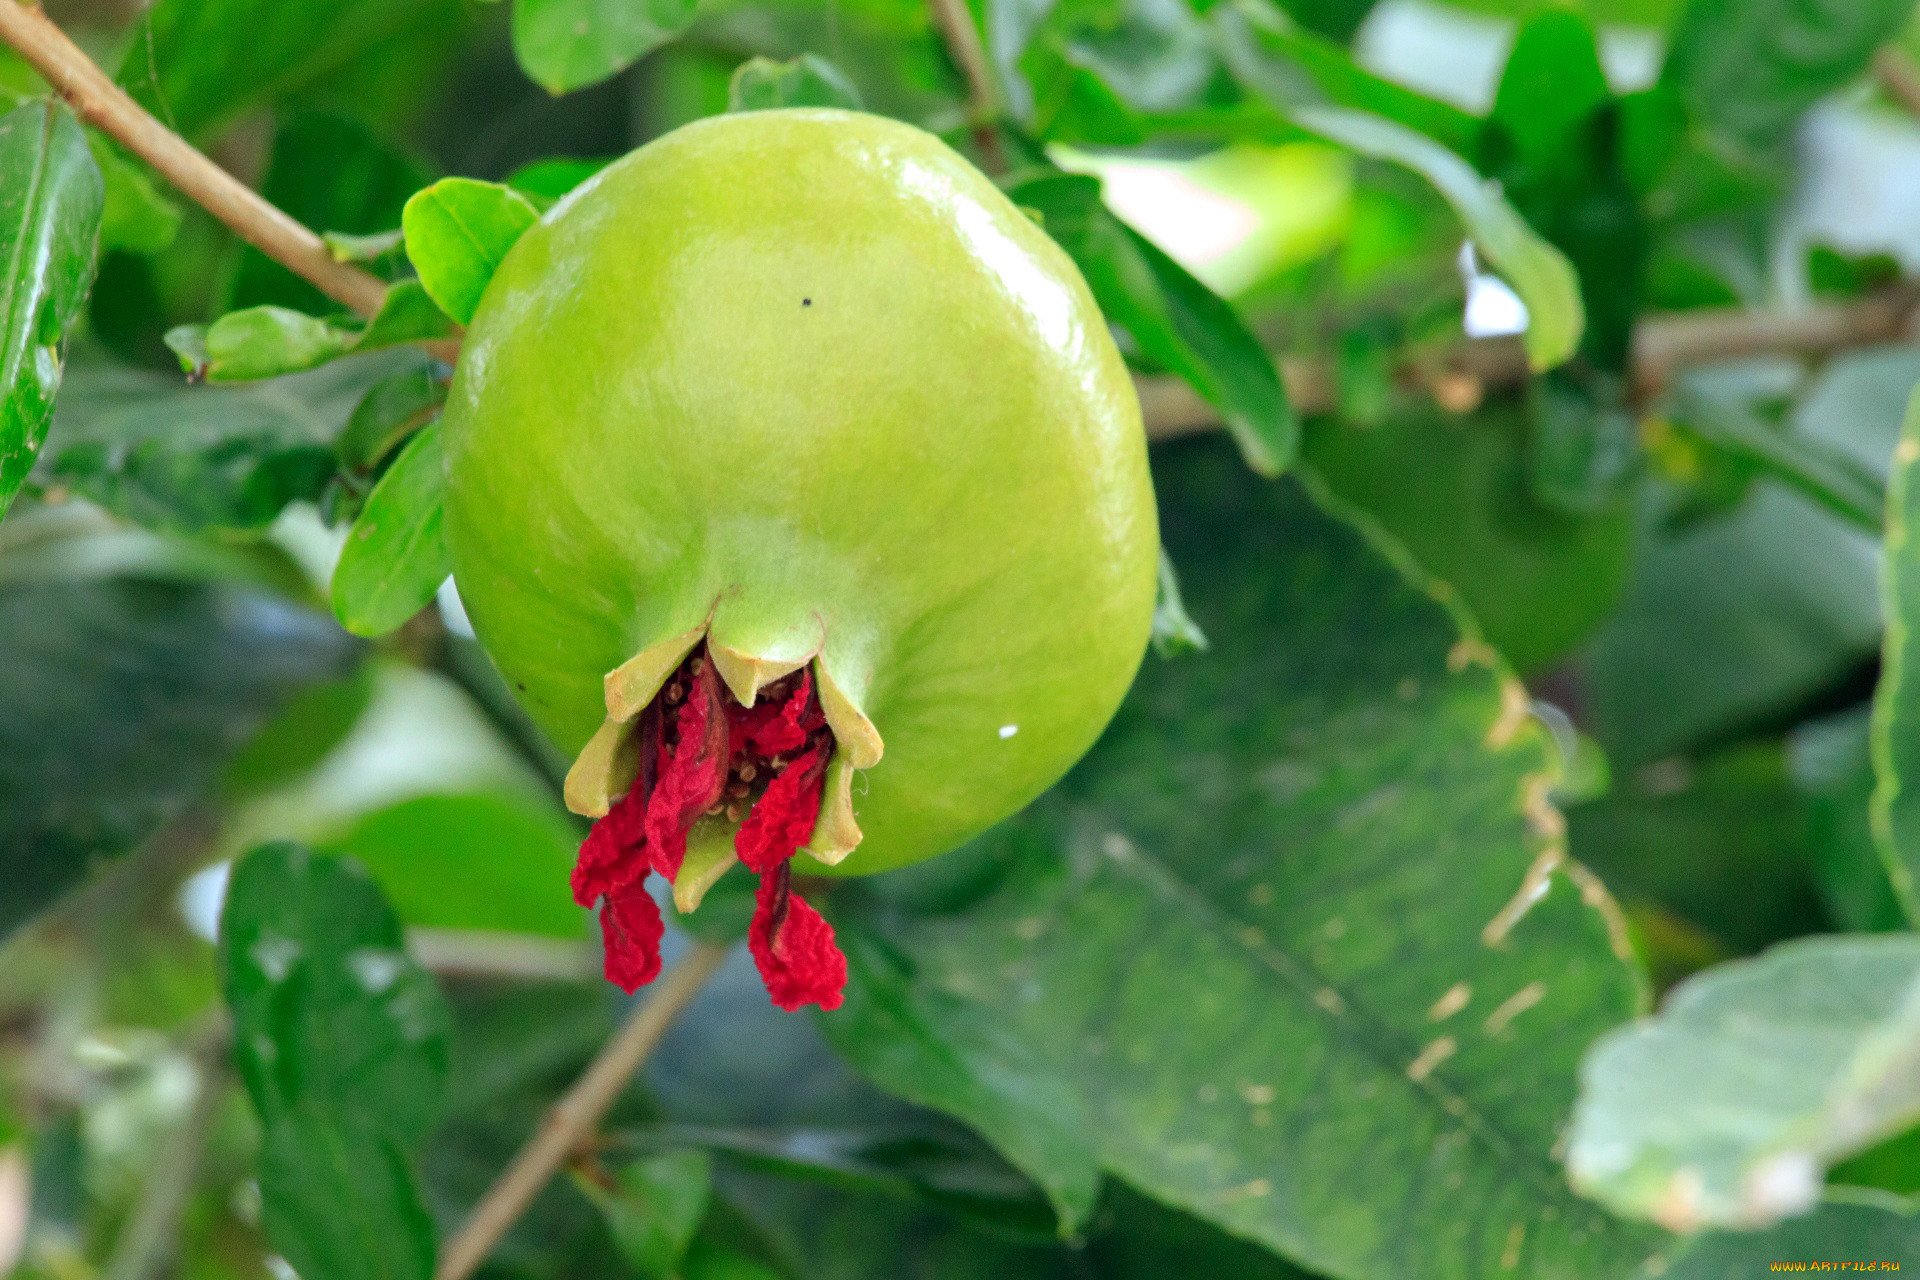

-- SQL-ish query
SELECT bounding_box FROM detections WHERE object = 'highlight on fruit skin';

[439,108,1160,1009]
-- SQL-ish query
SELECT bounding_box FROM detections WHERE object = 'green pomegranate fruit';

[440,109,1157,1008]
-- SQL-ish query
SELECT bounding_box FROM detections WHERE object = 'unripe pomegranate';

[440,110,1157,1008]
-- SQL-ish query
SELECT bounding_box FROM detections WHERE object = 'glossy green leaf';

[587,1150,714,1278]
[1009,170,1294,475]
[331,419,450,637]
[166,284,453,384]
[1873,387,1920,925]
[0,574,358,940]
[729,55,863,111]
[402,179,539,325]
[0,100,103,523]
[512,0,700,95]
[337,363,449,476]
[1655,1191,1920,1278]
[1294,105,1583,370]
[506,157,612,204]
[221,843,446,1278]
[44,348,429,533]
[1661,0,1912,160]
[1570,936,1920,1230]
[825,440,1654,1279]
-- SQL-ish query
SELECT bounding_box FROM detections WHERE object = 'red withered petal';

[644,661,731,878]
[600,878,664,993]
[731,670,823,760]
[734,744,828,874]
[748,866,845,1011]
[571,778,650,905]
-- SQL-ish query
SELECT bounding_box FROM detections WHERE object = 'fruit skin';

[441,108,1158,876]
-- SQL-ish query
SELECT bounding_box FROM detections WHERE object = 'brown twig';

[924,0,1005,169]
[1142,287,1920,440]
[0,0,387,316]
[1875,47,1920,119]
[434,943,731,1280]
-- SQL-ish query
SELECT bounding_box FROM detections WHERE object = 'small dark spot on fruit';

[515,682,527,692]
[802,298,812,307]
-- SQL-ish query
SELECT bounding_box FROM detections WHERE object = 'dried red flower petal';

[572,780,649,905]
[730,670,824,760]
[601,877,664,992]
[734,744,828,874]
[644,661,731,878]
[748,864,845,1011]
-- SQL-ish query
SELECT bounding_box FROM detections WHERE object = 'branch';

[410,928,595,983]
[924,0,1004,168]
[434,942,732,1280]
[103,1021,229,1280]
[0,0,387,316]
[1142,286,1920,440]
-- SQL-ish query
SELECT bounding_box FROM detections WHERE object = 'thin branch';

[410,928,595,983]
[0,0,387,316]
[1143,286,1920,440]
[924,0,1004,168]
[1875,47,1920,119]
[434,942,732,1280]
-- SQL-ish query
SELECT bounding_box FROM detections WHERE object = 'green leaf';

[221,843,446,1278]
[402,178,540,325]
[1661,0,1912,160]
[826,439,1655,1279]
[1656,1191,1920,1278]
[728,55,864,111]
[231,111,431,313]
[337,364,449,476]
[1293,105,1584,370]
[506,156,612,204]
[1302,404,1632,674]
[44,348,429,533]
[331,419,451,637]
[1569,935,1920,1230]
[1209,0,1481,157]
[116,0,466,139]
[258,1107,439,1280]
[511,0,700,95]
[0,575,359,940]
[1007,170,1294,476]
[326,790,586,938]
[166,284,454,384]
[1671,380,1885,535]
[1489,11,1610,167]
[1151,547,1208,657]
[1873,386,1920,925]
[587,1150,714,1278]
[0,101,103,524]
[89,138,181,256]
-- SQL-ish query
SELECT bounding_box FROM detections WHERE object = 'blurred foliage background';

[9,0,1920,1275]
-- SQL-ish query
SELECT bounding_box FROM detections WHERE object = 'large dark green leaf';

[0,576,360,939]
[825,439,1655,1279]
[1655,1191,1920,1277]
[1570,936,1920,1230]
[1661,0,1912,160]
[0,101,102,523]
[1010,170,1294,476]
[512,0,701,95]
[220,843,448,1278]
